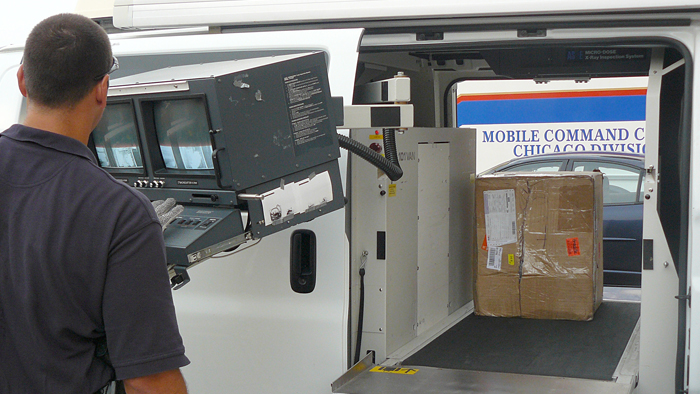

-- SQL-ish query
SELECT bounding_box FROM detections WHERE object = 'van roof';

[109,0,700,30]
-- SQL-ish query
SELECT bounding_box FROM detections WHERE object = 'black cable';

[382,128,401,170]
[338,132,403,181]
[354,266,366,365]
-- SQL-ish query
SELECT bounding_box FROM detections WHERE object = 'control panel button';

[196,218,218,229]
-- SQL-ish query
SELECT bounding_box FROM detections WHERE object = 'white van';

[1,1,697,393]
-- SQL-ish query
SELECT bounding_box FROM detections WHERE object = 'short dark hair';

[22,13,112,108]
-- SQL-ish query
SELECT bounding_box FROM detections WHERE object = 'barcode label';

[486,246,503,271]
[484,189,517,246]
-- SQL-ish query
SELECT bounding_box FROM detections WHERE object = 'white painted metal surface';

[638,48,683,394]
[112,0,700,29]
[0,50,24,129]
[416,142,451,336]
[688,24,700,394]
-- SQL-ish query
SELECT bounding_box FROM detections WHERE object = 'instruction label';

[486,246,503,271]
[283,66,331,156]
[370,366,419,375]
[483,189,517,246]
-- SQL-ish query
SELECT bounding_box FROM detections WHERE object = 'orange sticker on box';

[566,237,581,256]
[481,235,488,251]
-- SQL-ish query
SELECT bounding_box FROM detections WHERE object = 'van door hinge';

[675,292,691,307]
[416,32,444,41]
[518,29,546,38]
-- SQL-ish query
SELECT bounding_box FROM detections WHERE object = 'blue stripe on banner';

[457,95,647,125]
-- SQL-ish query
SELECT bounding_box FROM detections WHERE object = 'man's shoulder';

[76,161,159,224]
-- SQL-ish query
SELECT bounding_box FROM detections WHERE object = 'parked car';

[482,152,644,287]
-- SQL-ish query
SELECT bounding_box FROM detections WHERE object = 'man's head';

[22,13,113,109]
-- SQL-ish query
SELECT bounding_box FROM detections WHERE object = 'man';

[0,14,189,393]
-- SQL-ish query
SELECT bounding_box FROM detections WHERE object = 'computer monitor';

[153,98,214,171]
[91,101,144,172]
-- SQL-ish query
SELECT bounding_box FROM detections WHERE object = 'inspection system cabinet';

[349,127,476,363]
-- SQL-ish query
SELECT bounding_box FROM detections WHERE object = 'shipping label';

[483,189,518,246]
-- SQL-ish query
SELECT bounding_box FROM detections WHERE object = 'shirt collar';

[1,124,98,164]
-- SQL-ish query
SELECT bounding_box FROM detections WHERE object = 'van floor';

[402,301,640,381]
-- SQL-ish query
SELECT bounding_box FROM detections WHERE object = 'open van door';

[641,47,692,394]
[86,27,364,393]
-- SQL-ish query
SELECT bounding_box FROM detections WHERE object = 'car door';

[569,159,644,287]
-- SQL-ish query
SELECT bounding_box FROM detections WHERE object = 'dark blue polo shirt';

[0,124,189,393]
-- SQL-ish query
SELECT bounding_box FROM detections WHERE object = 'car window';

[501,160,564,173]
[572,161,643,204]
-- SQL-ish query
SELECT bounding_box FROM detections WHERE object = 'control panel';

[164,206,247,288]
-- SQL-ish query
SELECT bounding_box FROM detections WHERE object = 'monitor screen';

[92,102,143,169]
[154,98,214,171]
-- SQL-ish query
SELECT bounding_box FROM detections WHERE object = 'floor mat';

[402,301,640,381]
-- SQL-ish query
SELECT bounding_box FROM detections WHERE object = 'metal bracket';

[170,265,190,290]
[675,293,691,307]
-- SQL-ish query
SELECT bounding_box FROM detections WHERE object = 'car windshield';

[572,161,643,204]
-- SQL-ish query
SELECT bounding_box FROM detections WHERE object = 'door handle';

[290,230,316,293]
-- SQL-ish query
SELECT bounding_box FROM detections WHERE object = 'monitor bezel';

[89,98,147,176]
[138,94,216,179]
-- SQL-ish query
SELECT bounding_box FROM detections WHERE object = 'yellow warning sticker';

[370,366,419,375]
[369,135,384,140]
[508,254,515,266]
[388,184,397,197]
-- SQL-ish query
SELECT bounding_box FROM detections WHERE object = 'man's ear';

[17,65,28,97]
[95,75,109,108]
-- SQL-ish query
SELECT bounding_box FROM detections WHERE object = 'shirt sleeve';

[102,218,190,380]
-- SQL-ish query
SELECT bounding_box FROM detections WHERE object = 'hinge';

[416,32,444,41]
[517,29,546,38]
[675,292,691,307]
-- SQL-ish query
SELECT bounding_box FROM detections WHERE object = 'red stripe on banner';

[457,88,648,103]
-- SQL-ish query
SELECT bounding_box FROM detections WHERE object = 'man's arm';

[123,369,188,394]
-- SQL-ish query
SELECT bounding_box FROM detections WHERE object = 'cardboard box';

[473,172,604,321]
